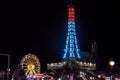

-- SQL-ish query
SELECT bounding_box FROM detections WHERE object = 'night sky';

[0,0,118,72]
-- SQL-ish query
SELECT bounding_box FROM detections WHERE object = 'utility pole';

[0,54,10,80]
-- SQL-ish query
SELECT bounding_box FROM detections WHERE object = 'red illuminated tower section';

[63,4,81,59]
[68,5,75,22]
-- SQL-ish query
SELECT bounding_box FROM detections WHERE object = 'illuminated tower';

[63,4,81,60]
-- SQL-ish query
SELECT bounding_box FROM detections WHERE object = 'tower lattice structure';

[63,4,81,60]
[47,3,96,71]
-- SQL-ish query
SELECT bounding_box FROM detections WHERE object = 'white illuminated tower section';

[63,4,81,59]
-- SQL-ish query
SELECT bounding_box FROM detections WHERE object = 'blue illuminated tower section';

[63,4,81,59]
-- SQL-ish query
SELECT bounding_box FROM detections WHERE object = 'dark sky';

[0,0,119,72]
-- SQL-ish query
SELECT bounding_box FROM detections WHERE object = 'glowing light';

[63,5,81,59]
[68,6,75,22]
[98,75,101,78]
[109,60,115,66]
[27,63,35,71]
[58,78,62,80]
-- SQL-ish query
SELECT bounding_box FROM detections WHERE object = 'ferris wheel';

[20,53,40,77]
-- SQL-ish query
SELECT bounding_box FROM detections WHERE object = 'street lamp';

[109,60,115,80]
[109,60,115,69]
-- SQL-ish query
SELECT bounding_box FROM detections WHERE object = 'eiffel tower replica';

[47,1,96,79]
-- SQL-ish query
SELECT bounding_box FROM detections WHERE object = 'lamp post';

[0,54,10,80]
[109,60,115,80]
[109,60,115,69]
